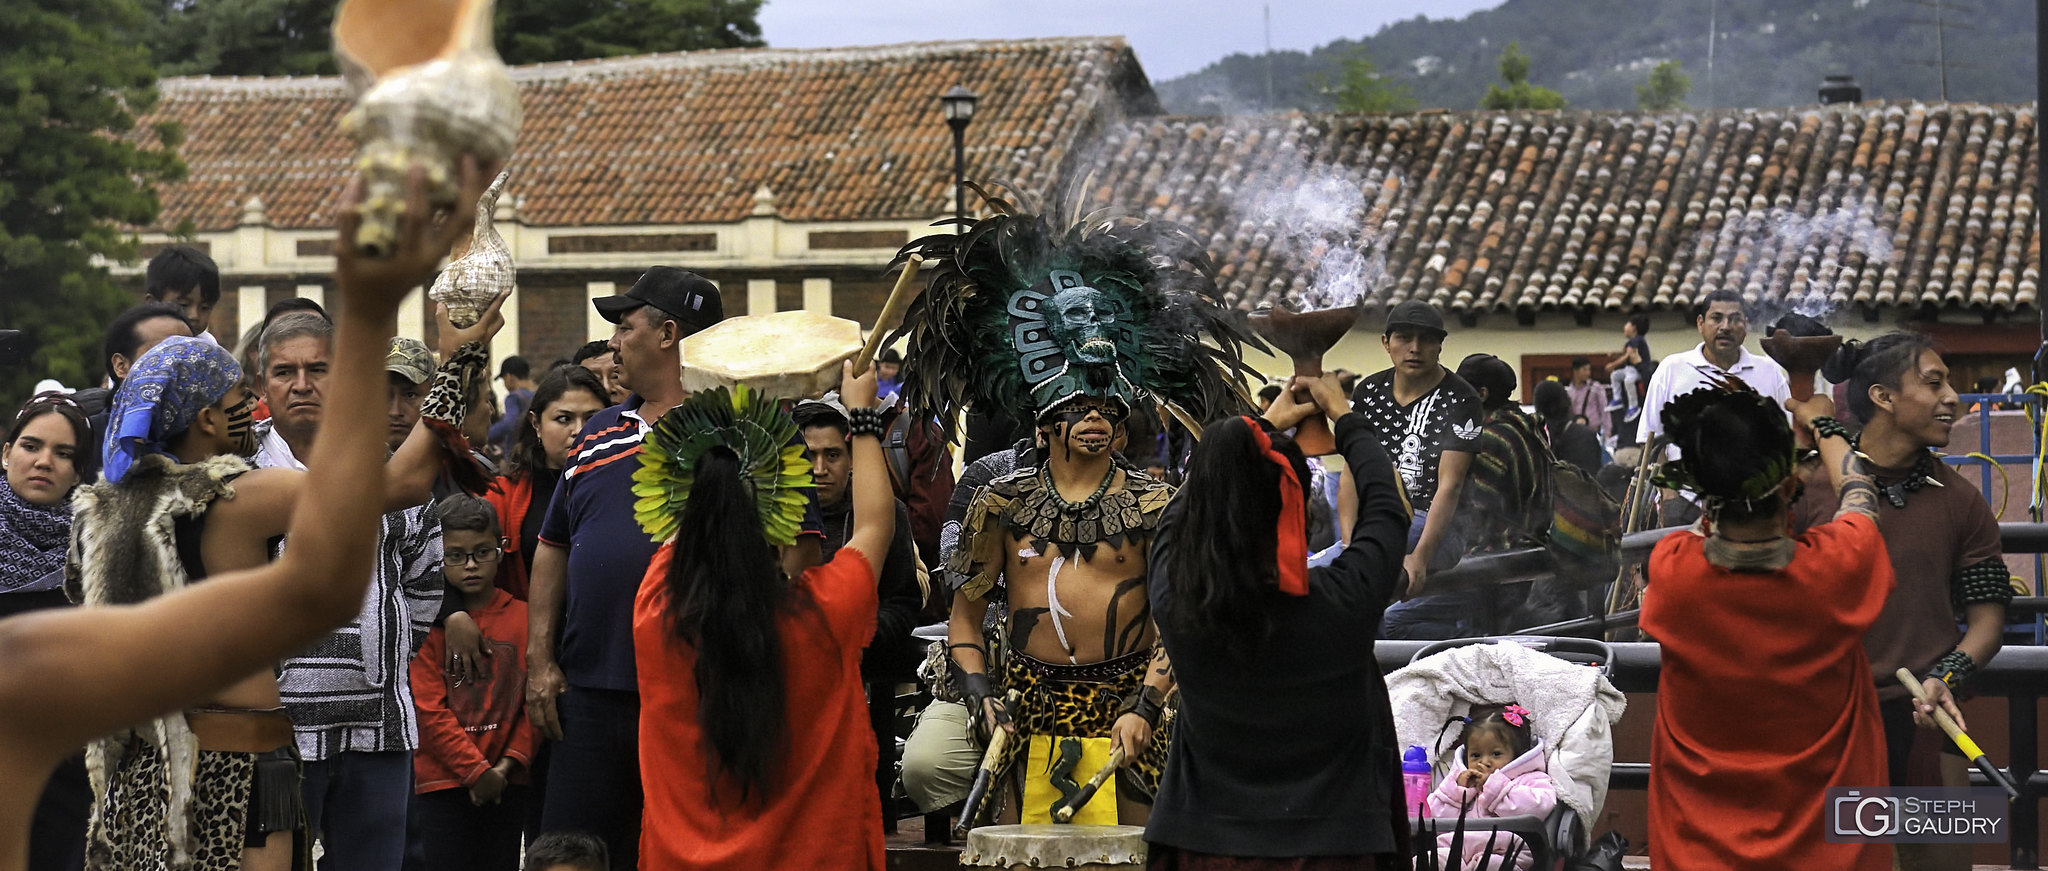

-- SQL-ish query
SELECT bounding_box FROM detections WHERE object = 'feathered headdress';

[1650,371,1797,510]
[886,182,1264,438]
[632,385,813,546]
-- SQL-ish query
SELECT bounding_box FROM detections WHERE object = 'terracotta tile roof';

[1074,104,2039,316]
[144,36,1155,231]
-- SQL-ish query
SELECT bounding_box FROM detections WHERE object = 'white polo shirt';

[1637,343,1793,455]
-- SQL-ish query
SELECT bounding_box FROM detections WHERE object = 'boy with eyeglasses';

[410,496,536,871]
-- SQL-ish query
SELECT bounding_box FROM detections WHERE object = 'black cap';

[593,267,724,333]
[1382,299,1446,339]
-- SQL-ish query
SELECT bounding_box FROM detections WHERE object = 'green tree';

[1480,41,1568,111]
[147,0,336,77]
[496,0,764,66]
[0,0,186,402]
[1636,59,1690,111]
[149,0,766,76]
[1327,49,1418,114]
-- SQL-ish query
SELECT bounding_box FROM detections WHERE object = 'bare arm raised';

[0,159,496,870]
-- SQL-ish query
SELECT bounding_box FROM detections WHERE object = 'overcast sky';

[756,0,1508,81]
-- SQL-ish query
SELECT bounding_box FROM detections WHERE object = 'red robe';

[634,543,883,870]
[1643,513,1892,870]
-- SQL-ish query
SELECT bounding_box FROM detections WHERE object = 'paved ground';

[886,823,2023,870]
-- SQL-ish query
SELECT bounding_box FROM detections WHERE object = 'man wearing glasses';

[1636,289,1793,523]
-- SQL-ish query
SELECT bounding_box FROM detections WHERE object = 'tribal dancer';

[891,187,1261,826]
[65,295,499,869]
[1642,377,1891,871]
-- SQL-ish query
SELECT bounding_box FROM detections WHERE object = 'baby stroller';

[1385,636,1627,870]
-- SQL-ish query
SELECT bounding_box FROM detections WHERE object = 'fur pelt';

[66,453,252,865]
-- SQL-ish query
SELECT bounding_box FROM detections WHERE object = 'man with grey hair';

[251,304,505,868]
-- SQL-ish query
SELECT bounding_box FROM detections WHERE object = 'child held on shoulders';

[1426,704,1559,871]
[1605,315,1652,422]
[410,496,538,871]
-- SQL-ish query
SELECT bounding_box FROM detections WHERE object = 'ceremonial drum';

[679,309,864,398]
[959,825,1146,869]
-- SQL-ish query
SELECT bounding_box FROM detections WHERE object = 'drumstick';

[954,690,1021,837]
[1051,745,1126,823]
[1894,668,2022,801]
[852,254,924,377]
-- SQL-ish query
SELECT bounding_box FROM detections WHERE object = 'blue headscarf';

[103,336,240,484]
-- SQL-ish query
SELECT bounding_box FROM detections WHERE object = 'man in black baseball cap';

[529,266,727,863]
[592,266,724,332]
[1347,297,1484,639]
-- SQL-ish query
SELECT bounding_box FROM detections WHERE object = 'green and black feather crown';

[632,385,813,546]
[885,182,1265,439]
[1650,371,1797,508]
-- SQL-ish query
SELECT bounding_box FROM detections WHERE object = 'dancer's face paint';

[1041,397,1126,462]
[222,388,257,457]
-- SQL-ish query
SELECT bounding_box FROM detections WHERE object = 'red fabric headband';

[1242,416,1310,596]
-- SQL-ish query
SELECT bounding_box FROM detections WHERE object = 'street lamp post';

[941,85,978,234]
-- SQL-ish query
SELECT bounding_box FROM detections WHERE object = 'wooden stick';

[852,254,924,376]
[1894,668,2022,801]
[1051,745,1125,823]
[953,689,1020,836]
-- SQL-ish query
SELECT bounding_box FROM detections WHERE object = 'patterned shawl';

[0,477,70,594]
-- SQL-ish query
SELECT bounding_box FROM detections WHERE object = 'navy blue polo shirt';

[538,396,823,692]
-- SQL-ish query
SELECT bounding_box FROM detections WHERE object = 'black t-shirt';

[1348,368,1484,511]
[1625,336,1652,376]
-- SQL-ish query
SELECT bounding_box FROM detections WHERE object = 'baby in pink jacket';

[1425,705,1559,871]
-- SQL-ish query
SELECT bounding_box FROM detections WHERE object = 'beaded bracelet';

[1925,648,1978,690]
[846,406,885,439]
[1809,415,1851,442]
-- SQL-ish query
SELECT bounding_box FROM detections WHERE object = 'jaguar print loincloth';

[87,746,254,871]
[996,647,1172,804]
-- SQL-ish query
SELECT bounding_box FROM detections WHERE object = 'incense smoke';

[1699,188,1895,326]
[1233,161,1403,312]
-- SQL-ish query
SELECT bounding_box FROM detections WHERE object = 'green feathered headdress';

[885,181,1265,438]
[1650,371,1797,508]
[632,385,813,546]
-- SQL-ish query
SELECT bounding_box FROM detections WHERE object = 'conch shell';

[333,0,522,257]
[428,169,513,327]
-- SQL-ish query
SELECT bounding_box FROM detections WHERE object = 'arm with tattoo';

[1811,417,1878,521]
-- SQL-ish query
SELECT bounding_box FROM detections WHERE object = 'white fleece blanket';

[1385,640,1628,850]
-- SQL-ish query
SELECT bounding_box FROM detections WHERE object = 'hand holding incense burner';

[1757,313,1842,403]
[1245,302,1361,455]
[1758,314,1841,446]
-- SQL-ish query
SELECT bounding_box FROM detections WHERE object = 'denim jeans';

[301,750,414,871]
[540,687,642,870]
[1380,509,1476,641]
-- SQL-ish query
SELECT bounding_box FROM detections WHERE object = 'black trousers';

[30,754,88,871]
[416,786,528,871]
[540,687,641,870]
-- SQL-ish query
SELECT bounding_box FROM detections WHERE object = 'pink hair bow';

[1502,704,1530,728]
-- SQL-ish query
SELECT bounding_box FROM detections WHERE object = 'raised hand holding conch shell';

[333,0,523,258]
[428,169,513,328]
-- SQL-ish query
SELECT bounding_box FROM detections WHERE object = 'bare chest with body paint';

[1000,530,1153,667]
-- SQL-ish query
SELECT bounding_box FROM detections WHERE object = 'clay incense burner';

[1246,303,1362,455]
[1757,314,1841,403]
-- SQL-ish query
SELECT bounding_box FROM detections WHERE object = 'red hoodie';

[411,588,538,792]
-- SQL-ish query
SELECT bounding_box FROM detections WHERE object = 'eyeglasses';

[445,546,504,567]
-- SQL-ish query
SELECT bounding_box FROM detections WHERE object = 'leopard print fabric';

[995,647,1171,804]
[87,746,254,871]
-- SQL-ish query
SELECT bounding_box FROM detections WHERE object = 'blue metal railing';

[1949,392,2046,645]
